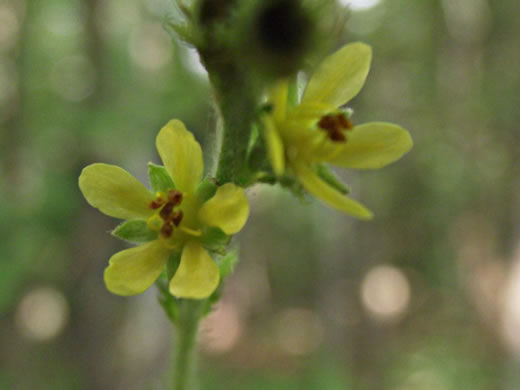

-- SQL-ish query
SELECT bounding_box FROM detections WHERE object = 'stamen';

[160,202,174,220]
[148,193,166,209]
[338,114,354,130]
[171,210,184,227]
[160,221,174,238]
[149,199,164,209]
[150,189,185,238]
[168,189,183,206]
[317,112,354,143]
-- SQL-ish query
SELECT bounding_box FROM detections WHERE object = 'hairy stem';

[202,56,259,186]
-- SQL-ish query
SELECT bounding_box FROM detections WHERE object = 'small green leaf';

[218,248,239,278]
[148,162,175,193]
[111,220,158,243]
[315,164,350,194]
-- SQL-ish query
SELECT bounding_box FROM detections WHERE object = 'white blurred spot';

[361,265,411,323]
[184,48,208,78]
[0,4,19,51]
[275,308,324,356]
[200,302,243,354]
[15,287,69,341]
[50,56,96,101]
[341,0,382,11]
[128,23,173,71]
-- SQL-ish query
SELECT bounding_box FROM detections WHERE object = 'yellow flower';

[78,120,249,299]
[263,42,413,219]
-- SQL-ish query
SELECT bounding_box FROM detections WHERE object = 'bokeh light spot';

[361,265,411,323]
[200,302,243,354]
[15,287,69,342]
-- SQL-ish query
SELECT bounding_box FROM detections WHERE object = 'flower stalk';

[172,300,203,390]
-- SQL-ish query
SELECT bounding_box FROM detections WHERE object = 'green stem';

[172,300,203,390]
[202,57,259,186]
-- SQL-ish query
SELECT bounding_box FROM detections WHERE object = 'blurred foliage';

[1,0,519,389]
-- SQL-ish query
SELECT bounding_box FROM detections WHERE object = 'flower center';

[317,112,354,142]
[147,189,184,238]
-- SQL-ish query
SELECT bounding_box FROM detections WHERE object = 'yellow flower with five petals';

[79,120,249,299]
[263,42,413,219]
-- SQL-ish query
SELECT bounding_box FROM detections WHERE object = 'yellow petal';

[329,122,413,169]
[293,162,373,220]
[169,241,220,299]
[104,241,169,296]
[198,183,250,235]
[156,119,203,193]
[302,42,372,107]
[267,80,289,123]
[79,163,154,220]
[263,116,285,176]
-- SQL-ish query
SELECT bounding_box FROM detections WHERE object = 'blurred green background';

[1,0,520,389]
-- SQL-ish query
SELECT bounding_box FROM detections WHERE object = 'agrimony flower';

[264,42,413,219]
[79,120,249,299]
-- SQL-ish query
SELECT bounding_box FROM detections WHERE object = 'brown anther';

[160,221,174,238]
[149,199,165,209]
[160,202,174,220]
[329,130,347,142]
[171,210,184,227]
[317,113,353,143]
[317,115,336,133]
[168,189,183,206]
[337,114,354,130]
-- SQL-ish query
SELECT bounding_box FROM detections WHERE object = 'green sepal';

[148,162,175,193]
[201,249,239,317]
[201,251,236,316]
[218,247,239,279]
[156,251,183,324]
[315,164,350,194]
[195,177,218,203]
[201,226,231,252]
[166,250,182,281]
[111,220,158,243]
[278,174,306,199]
[156,274,179,324]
